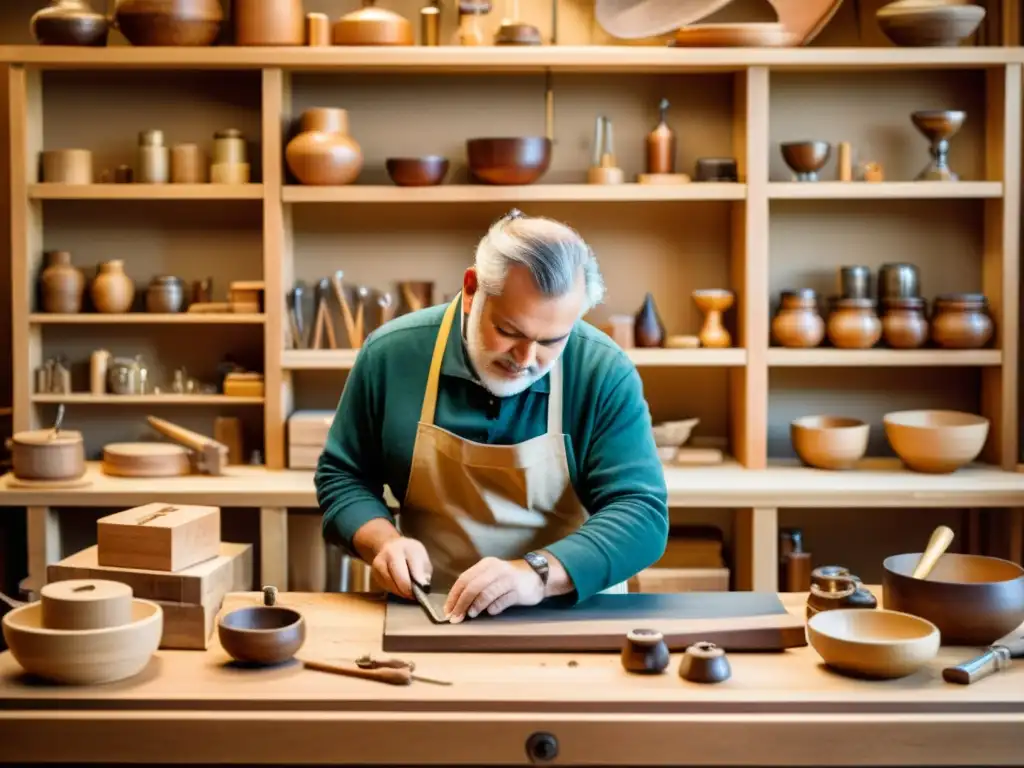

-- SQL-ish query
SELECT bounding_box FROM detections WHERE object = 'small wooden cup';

[41,149,93,184]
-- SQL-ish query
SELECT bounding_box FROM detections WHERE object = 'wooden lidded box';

[288,409,334,469]
[97,502,220,572]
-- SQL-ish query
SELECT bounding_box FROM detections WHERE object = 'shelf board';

[29,184,264,200]
[282,348,746,370]
[31,394,264,405]
[0,46,1017,73]
[767,348,1002,367]
[283,183,746,204]
[30,313,265,325]
[768,181,1003,200]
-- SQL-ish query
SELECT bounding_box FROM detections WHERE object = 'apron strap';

[420,293,462,425]
[547,357,563,435]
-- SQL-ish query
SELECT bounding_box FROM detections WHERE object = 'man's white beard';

[464,294,555,398]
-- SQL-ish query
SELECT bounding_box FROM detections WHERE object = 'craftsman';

[315,209,668,624]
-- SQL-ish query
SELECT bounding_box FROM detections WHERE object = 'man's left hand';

[443,557,545,623]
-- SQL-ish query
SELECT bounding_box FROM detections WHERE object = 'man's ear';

[462,267,478,314]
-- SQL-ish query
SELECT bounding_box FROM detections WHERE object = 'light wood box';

[630,567,731,593]
[97,503,221,572]
[288,410,334,469]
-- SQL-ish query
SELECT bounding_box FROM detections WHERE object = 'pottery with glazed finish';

[331,0,414,45]
[881,297,928,349]
[286,108,364,186]
[91,260,135,313]
[692,289,733,348]
[930,293,993,349]
[882,409,989,474]
[827,298,881,349]
[876,0,985,47]
[466,137,552,185]
[633,292,665,348]
[31,0,109,46]
[790,415,869,471]
[40,250,85,314]
[772,289,824,348]
[114,0,224,47]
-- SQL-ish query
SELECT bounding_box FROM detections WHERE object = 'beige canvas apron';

[399,294,629,596]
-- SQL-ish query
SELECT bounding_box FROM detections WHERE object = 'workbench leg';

[733,507,778,592]
[259,507,288,590]
[288,511,326,592]
[26,506,60,595]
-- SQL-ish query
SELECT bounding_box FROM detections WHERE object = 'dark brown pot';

[31,0,109,46]
[634,292,665,348]
[114,0,224,47]
[466,137,552,185]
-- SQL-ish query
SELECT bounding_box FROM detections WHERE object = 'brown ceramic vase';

[930,293,993,349]
[40,250,85,313]
[772,289,825,348]
[827,298,882,349]
[634,293,665,348]
[31,0,109,46]
[881,297,928,349]
[91,260,135,313]
[114,0,224,47]
[286,108,364,186]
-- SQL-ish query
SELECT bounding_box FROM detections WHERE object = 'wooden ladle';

[912,525,955,580]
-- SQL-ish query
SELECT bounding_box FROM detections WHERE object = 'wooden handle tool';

[331,271,358,348]
[912,525,954,579]
[146,415,228,476]
[303,657,452,686]
[943,634,1024,685]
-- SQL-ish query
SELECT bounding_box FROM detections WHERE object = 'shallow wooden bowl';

[218,605,306,665]
[882,552,1024,645]
[877,2,985,47]
[466,137,552,185]
[2,599,162,685]
[882,409,988,473]
[791,415,869,470]
[807,608,939,679]
[385,156,449,187]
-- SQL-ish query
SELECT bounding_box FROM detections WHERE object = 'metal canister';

[137,129,169,184]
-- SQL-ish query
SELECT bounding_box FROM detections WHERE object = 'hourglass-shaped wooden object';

[693,289,734,348]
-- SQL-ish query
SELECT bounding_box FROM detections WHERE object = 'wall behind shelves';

[0,4,1017,591]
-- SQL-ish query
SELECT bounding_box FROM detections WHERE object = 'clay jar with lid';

[772,289,825,348]
[40,250,85,313]
[91,260,135,313]
[285,108,364,186]
[882,297,928,349]
[931,293,993,349]
[827,298,881,349]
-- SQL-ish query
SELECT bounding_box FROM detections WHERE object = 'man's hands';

[442,557,545,623]
[351,518,431,600]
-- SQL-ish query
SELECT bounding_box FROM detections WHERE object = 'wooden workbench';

[0,590,1021,766]
[3,460,1024,597]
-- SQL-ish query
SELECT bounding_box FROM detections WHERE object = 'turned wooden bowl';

[218,605,306,665]
[882,409,988,473]
[385,156,449,187]
[877,2,985,47]
[790,415,869,471]
[807,608,939,679]
[466,137,552,185]
[780,141,831,179]
[882,552,1024,646]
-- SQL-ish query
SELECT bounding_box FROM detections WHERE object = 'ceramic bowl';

[2,598,162,685]
[882,552,1024,646]
[807,608,939,679]
[780,141,831,179]
[791,415,869,470]
[883,409,988,473]
[466,137,552,185]
[652,418,699,448]
[877,2,985,47]
[218,605,306,665]
[385,156,449,187]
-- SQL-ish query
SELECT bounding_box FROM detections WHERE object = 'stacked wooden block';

[46,502,252,650]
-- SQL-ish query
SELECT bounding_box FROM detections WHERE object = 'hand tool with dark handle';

[943,634,1024,685]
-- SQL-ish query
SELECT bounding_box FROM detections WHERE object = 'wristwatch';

[523,551,549,585]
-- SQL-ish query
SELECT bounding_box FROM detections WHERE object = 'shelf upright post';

[981,63,1020,471]
[731,66,776,592]
[9,65,42,435]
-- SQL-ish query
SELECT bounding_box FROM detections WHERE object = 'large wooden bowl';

[466,138,552,185]
[2,599,162,685]
[790,415,869,470]
[807,608,939,679]
[883,409,988,473]
[882,552,1024,646]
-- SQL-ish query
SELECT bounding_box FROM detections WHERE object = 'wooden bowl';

[385,156,449,187]
[780,141,831,180]
[882,552,1024,645]
[2,599,162,685]
[883,409,988,473]
[877,2,985,47]
[218,605,306,665]
[790,415,869,470]
[807,608,939,679]
[466,137,552,185]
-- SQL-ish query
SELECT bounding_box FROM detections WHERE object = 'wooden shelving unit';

[3,38,1021,592]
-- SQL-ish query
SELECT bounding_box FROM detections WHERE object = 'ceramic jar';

[827,298,881,349]
[91,260,135,313]
[772,289,824,348]
[931,293,993,349]
[634,292,665,348]
[881,297,928,349]
[40,250,85,313]
[146,275,184,313]
[137,130,169,184]
[31,0,109,46]
[286,108,364,186]
[114,0,224,47]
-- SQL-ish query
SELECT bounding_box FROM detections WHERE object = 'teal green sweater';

[315,298,669,603]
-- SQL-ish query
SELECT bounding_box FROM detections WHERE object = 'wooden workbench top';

[2,458,1023,509]
[1,590,1022,766]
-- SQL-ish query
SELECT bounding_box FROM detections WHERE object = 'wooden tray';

[383,591,807,653]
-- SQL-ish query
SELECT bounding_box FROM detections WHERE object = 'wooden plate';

[671,22,797,46]
[102,442,192,478]
[5,475,92,490]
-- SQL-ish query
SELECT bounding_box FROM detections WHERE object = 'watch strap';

[523,551,549,584]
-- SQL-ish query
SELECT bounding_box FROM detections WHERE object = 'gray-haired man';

[315,210,668,623]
